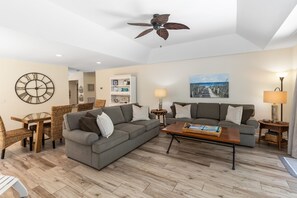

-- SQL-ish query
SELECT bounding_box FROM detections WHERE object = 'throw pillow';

[79,116,101,136]
[175,104,191,118]
[96,112,114,138]
[132,105,150,121]
[225,105,243,125]
[170,105,176,117]
[86,112,96,118]
[241,109,254,124]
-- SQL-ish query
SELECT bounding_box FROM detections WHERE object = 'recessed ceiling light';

[96,61,101,64]
[56,54,62,57]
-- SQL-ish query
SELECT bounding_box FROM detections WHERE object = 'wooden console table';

[258,120,289,150]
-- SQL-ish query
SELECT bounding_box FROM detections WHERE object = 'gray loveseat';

[63,104,160,170]
[166,102,259,147]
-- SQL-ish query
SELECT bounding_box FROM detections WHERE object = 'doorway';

[69,80,78,105]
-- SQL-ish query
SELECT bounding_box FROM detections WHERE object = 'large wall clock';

[15,72,55,104]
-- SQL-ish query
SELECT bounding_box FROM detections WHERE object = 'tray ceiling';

[0,0,296,71]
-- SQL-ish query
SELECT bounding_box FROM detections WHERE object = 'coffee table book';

[182,123,222,137]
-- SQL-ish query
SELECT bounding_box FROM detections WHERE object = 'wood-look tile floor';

[0,133,297,198]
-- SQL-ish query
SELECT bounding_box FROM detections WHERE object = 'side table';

[151,109,167,127]
[258,120,289,150]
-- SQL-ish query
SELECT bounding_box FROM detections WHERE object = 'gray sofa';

[62,104,160,170]
[166,102,259,147]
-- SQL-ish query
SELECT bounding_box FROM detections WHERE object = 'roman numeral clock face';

[15,72,55,104]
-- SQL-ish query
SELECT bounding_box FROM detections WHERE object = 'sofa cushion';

[192,118,219,126]
[103,106,125,125]
[171,102,198,118]
[220,103,254,122]
[131,119,160,131]
[64,111,86,131]
[114,123,146,139]
[132,105,150,121]
[92,130,129,154]
[120,104,133,122]
[120,103,140,122]
[197,103,220,120]
[175,104,191,118]
[225,106,243,125]
[218,121,255,135]
[166,118,194,125]
[79,116,101,135]
[241,109,254,124]
[87,108,103,118]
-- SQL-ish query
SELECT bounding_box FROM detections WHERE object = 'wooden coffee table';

[161,122,240,170]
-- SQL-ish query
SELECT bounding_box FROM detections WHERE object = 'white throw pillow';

[225,106,243,125]
[175,104,191,118]
[96,112,114,138]
[132,105,150,121]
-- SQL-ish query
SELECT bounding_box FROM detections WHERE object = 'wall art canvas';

[190,73,229,98]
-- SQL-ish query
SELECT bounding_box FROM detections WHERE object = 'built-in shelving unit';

[110,75,136,106]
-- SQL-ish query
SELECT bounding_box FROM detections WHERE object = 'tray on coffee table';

[182,123,222,137]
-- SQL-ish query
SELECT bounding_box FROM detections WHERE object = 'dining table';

[11,112,51,153]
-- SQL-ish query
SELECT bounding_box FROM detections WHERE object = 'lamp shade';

[154,88,167,98]
[276,72,288,78]
[263,91,287,104]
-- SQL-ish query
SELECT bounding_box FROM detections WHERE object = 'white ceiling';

[0,0,297,71]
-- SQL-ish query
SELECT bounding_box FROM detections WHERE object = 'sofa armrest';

[246,117,259,128]
[149,113,156,119]
[63,129,99,146]
[166,112,174,118]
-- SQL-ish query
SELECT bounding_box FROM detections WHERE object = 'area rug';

[280,156,297,178]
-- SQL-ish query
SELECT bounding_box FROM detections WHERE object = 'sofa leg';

[1,149,5,159]
[52,141,55,149]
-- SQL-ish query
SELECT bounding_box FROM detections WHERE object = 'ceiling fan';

[128,14,190,40]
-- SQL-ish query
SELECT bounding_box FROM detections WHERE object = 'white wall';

[68,71,96,103]
[68,71,84,103]
[83,72,96,102]
[0,58,69,130]
[96,48,295,122]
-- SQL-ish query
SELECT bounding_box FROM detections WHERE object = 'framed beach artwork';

[190,73,229,98]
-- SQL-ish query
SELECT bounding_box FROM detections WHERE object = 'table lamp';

[276,72,288,121]
[154,88,167,110]
[263,90,287,122]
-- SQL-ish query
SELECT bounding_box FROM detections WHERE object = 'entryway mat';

[280,156,297,178]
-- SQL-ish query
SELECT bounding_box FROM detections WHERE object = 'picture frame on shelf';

[112,80,118,85]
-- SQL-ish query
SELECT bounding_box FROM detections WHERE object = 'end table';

[258,120,289,150]
[151,109,167,126]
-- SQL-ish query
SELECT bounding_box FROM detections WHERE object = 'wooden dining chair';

[77,102,94,112]
[94,99,106,108]
[43,105,73,149]
[0,116,33,159]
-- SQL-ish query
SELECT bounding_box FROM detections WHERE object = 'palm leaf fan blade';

[156,28,169,40]
[164,23,190,30]
[135,28,154,39]
[127,22,152,26]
